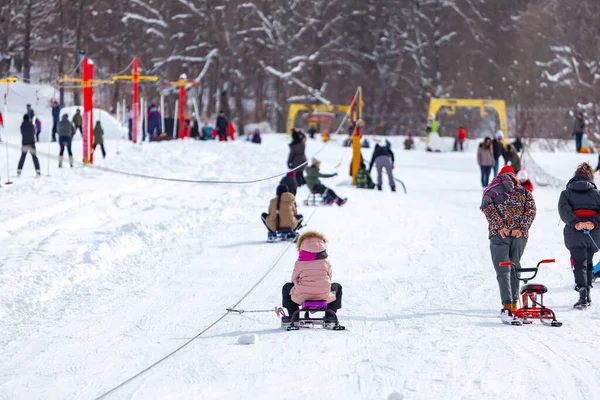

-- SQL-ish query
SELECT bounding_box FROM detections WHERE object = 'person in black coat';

[368,141,396,191]
[287,128,307,187]
[215,111,228,142]
[558,162,600,308]
[17,114,41,176]
[280,171,298,196]
[492,131,504,177]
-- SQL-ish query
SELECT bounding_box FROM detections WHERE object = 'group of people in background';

[477,130,524,189]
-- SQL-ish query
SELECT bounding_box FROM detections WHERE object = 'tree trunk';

[23,0,32,81]
[58,0,65,105]
[0,2,11,77]
[73,0,86,106]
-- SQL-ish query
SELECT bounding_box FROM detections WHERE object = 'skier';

[573,112,586,153]
[368,140,396,192]
[216,111,228,142]
[72,109,83,136]
[261,184,303,239]
[477,137,495,188]
[558,162,600,308]
[17,115,41,176]
[281,231,343,327]
[94,121,106,159]
[305,158,347,206]
[492,131,504,177]
[517,169,533,192]
[481,165,536,319]
[288,128,307,187]
[33,116,42,142]
[57,113,75,168]
[51,101,61,142]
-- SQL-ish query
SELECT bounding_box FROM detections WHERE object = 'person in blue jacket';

[51,101,61,142]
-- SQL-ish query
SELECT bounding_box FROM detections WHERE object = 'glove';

[332,172,338,177]
[288,163,293,169]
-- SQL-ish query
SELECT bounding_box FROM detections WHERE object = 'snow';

[3,85,600,399]
[237,334,258,345]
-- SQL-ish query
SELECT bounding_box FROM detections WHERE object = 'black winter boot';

[391,186,396,192]
[377,185,382,191]
[587,287,592,306]
[574,287,589,309]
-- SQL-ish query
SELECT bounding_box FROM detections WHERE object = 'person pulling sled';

[369,140,396,191]
[305,158,347,206]
[281,231,343,329]
[558,162,600,309]
[261,184,303,241]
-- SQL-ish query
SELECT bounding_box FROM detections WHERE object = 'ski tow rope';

[93,206,318,399]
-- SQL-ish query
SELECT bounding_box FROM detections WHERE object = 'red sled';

[499,259,562,327]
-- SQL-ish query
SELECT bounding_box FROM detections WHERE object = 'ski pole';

[584,230,600,251]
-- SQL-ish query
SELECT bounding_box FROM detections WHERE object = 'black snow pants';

[570,247,595,289]
[312,183,339,204]
[261,213,303,233]
[17,145,41,173]
[281,282,343,316]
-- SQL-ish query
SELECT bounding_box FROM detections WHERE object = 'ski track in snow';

[1,103,600,398]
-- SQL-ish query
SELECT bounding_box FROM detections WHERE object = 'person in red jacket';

[454,126,467,151]
[517,169,534,192]
[228,121,236,141]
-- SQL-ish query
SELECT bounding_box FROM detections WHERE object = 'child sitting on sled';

[304,158,348,206]
[356,161,375,189]
[281,231,343,324]
[261,184,303,236]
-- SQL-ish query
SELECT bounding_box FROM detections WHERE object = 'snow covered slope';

[1,125,600,399]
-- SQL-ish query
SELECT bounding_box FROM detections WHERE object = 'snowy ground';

[2,84,600,399]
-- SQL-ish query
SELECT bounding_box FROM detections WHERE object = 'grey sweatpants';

[490,235,528,305]
[375,156,395,188]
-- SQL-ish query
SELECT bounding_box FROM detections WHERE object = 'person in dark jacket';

[288,128,307,187]
[356,162,375,189]
[251,128,262,144]
[558,162,600,308]
[51,101,61,142]
[369,140,396,191]
[215,111,229,142]
[147,103,161,140]
[26,104,35,119]
[72,109,83,136]
[512,135,523,153]
[305,158,347,206]
[280,171,298,196]
[94,121,106,158]
[573,112,586,153]
[17,114,41,176]
[57,113,75,168]
[502,144,521,174]
[492,131,504,177]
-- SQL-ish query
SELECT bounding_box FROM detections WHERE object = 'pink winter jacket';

[290,237,336,304]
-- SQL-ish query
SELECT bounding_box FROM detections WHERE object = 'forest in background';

[1,0,599,137]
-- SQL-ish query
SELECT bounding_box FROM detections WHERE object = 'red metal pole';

[82,58,93,164]
[132,57,139,144]
[179,85,186,139]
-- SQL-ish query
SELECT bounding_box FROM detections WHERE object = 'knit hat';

[516,169,529,181]
[276,184,289,196]
[286,170,296,177]
[311,157,320,166]
[499,165,516,176]
[495,130,504,140]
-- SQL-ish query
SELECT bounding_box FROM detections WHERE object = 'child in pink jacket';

[281,231,343,323]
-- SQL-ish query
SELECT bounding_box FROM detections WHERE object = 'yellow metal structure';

[427,98,508,138]
[351,87,363,186]
[287,103,350,134]
[113,75,158,82]
[0,77,18,83]
[59,75,114,86]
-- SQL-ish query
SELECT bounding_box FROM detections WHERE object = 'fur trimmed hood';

[296,231,327,252]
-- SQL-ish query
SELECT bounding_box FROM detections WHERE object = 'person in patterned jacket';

[481,165,537,316]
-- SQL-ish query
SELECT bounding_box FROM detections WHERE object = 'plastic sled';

[499,259,562,327]
[268,228,299,242]
[279,301,345,331]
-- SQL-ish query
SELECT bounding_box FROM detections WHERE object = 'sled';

[303,189,327,206]
[279,301,345,331]
[267,228,299,242]
[499,259,562,327]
